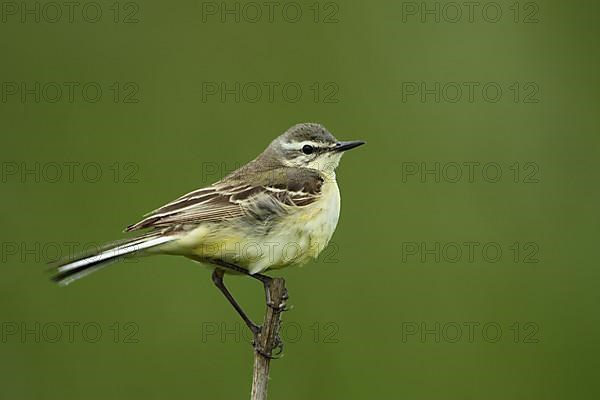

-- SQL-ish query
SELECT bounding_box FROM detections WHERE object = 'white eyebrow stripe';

[281,140,322,150]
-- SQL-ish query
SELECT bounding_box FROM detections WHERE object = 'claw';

[281,304,293,312]
[273,335,284,356]
[252,330,284,359]
[253,340,282,359]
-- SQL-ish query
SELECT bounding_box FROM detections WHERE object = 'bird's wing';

[124,168,324,232]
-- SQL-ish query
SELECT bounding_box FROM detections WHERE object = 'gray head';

[262,123,365,175]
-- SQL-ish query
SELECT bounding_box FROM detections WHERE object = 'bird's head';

[265,123,365,176]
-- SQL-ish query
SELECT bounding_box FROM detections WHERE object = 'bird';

[51,122,365,339]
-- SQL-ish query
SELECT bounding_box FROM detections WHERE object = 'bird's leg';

[211,268,260,336]
[210,260,287,357]
[210,259,286,311]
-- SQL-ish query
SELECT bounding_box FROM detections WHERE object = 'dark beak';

[333,140,366,152]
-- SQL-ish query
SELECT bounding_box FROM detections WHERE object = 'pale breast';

[261,178,341,271]
[305,178,341,255]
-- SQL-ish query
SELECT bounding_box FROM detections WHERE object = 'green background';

[1,1,599,399]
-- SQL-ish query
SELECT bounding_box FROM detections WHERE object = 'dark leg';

[210,259,271,283]
[209,260,288,357]
[210,259,284,309]
[211,268,260,336]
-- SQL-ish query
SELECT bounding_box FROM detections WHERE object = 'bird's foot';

[252,332,284,359]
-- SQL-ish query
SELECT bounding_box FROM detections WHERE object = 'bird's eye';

[302,145,314,155]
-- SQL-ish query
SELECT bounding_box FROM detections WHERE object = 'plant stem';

[251,278,287,400]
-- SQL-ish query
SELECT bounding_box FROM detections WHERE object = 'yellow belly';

[175,180,341,274]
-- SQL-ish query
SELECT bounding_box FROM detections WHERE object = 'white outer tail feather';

[55,235,176,286]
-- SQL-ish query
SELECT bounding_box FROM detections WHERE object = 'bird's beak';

[332,140,366,152]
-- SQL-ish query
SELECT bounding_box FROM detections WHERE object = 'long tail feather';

[51,235,176,286]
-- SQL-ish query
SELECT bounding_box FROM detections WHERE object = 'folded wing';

[125,168,324,232]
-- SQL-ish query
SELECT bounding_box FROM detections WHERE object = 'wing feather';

[125,168,324,232]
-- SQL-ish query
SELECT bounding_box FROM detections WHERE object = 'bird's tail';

[50,234,177,286]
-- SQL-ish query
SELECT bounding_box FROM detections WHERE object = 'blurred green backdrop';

[1,0,599,399]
